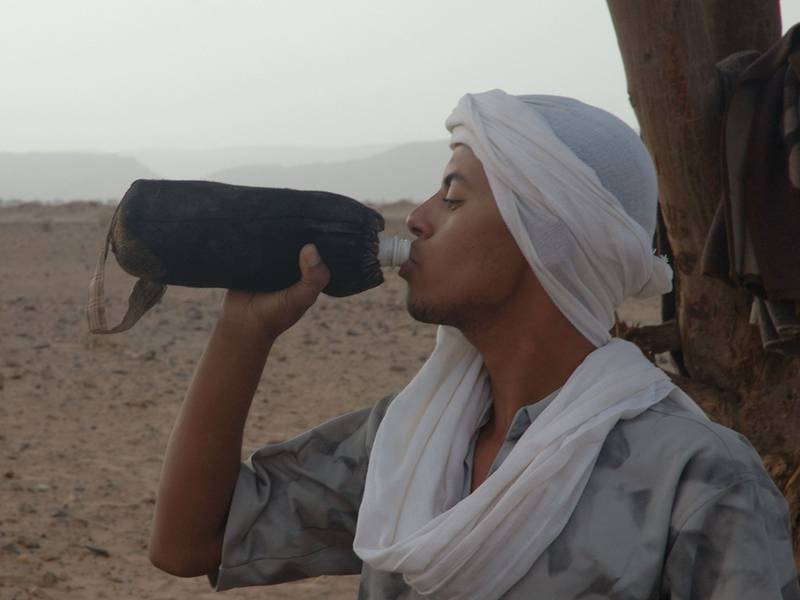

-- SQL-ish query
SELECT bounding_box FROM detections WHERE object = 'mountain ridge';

[0,140,450,203]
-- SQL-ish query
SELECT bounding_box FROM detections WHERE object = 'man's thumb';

[297,244,331,293]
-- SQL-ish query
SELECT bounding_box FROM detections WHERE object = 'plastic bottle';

[87,179,411,334]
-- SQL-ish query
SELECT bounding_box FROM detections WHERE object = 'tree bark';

[607,0,800,571]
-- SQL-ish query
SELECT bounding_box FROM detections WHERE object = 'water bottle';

[87,179,411,334]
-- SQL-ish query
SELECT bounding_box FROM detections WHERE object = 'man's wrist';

[214,316,278,350]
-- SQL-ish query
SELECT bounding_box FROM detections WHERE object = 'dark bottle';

[87,179,410,334]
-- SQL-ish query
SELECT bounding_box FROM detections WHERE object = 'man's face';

[401,144,531,330]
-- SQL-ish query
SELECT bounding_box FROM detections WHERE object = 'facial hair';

[405,290,482,332]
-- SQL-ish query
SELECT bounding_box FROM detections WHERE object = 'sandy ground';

[0,200,663,599]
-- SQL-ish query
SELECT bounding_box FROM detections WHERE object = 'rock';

[2,542,20,555]
[19,502,37,514]
[84,544,110,558]
[19,538,40,550]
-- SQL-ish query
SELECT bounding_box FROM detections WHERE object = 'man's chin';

[406,296,462,328]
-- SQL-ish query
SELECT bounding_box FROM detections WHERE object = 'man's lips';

[399,244,419,278]
[398,259,414,278]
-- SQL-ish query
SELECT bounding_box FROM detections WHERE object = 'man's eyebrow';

[442,171,468,189]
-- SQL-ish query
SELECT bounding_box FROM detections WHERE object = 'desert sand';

[0,200,663,599]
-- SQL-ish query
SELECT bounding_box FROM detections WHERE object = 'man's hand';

[220,244,331,340]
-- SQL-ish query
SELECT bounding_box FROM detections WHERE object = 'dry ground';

[0,201,662,599]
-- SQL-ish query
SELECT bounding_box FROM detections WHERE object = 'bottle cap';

[377,233,411,267]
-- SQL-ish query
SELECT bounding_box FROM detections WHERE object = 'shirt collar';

[476,386,563,442]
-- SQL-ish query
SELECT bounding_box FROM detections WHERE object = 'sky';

[2,1,799,153]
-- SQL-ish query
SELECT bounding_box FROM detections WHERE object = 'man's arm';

[662,476,800,599]
[148,319,274,576]
[148,244,330,577]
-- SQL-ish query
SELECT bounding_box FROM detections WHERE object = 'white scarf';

[353,90,706,599]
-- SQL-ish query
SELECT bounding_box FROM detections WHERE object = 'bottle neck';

[377,233,411,267]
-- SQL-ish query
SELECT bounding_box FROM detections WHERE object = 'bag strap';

[86,204,167,334]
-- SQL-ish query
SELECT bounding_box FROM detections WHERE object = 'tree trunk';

[607,0,800,571]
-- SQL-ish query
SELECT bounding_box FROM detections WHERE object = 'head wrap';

[447,91,672,347]
[353,89,704,599]
[518,94,659,241]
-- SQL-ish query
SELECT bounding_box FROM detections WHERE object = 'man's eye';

[443,197,461,209]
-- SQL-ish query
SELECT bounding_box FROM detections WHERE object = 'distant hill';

[0,140,452,203]
[207,139,451,203]
[0,152,156,202]
[133,143,400,179]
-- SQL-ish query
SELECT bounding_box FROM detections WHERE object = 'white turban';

[447,91,673,347]
[353,89,704,599]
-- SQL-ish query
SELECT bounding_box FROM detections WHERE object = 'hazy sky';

[2,1,799,153]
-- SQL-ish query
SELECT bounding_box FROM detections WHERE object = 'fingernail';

[306,244,321,266]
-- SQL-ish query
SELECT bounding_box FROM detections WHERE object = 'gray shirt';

[209,391,800,599]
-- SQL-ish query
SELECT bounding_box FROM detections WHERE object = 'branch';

[613,318,682,356]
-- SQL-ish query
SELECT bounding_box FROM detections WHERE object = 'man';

[149,90,800,598]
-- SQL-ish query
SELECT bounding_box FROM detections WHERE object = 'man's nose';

[405,209,423,238]
[405,194,436,238]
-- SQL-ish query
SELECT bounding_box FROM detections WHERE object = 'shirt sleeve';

[207,393,394,591]
[662,475,800,600]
